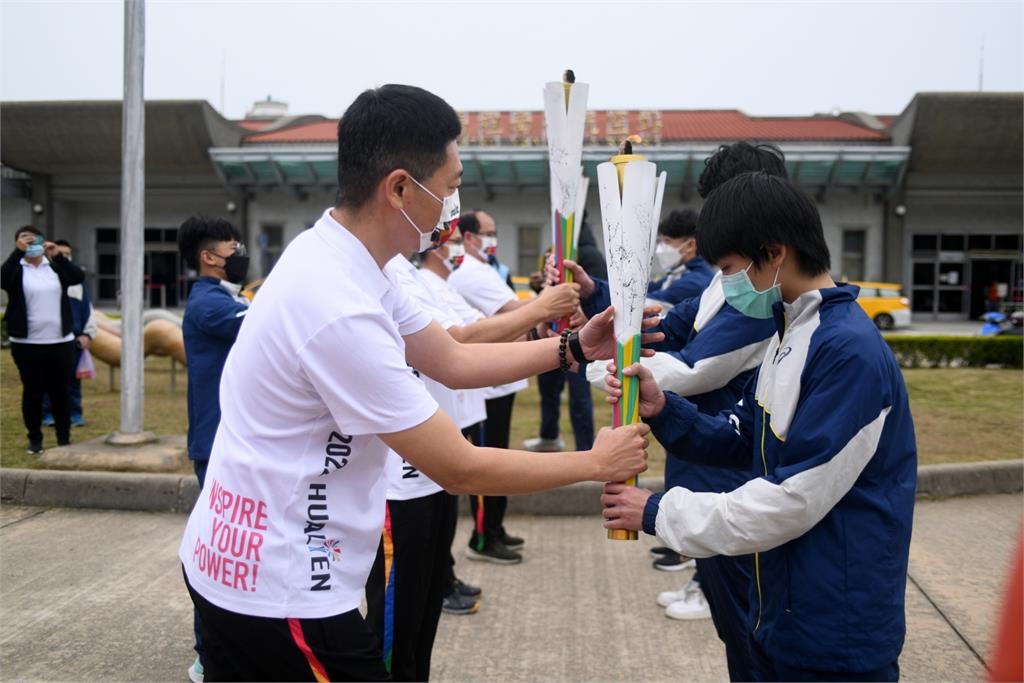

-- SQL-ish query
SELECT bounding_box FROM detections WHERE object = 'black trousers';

[366,492,459,682]
[185,569,388,682]
[11,341,75,445]
[467,394,515,549]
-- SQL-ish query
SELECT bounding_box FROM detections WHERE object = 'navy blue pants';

[748,635,899,681]
[696,554,759,682]
[537,368,594,451]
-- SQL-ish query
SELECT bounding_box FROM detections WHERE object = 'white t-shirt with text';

[178,209,438,619]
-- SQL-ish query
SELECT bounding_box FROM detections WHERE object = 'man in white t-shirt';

[179,84,656,682]
[447,211,558,563]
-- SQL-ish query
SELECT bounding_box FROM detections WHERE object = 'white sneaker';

[665,580,711,621]
[188,656,204,683]
[523,436,565,452]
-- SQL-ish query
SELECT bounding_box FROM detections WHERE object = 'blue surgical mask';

[25,235,45,258]
[721,261,781,319]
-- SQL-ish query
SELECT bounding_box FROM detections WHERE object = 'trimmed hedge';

[884,335,1023,369]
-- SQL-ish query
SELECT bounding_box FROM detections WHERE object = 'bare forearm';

[447,336,567,389]
[447,447,598,495]
[451,301,548,344]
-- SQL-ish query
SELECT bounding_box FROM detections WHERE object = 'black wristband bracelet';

[558,329,571,372]
[567,331,589,365]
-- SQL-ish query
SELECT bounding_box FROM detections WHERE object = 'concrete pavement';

[1,494,1020,682]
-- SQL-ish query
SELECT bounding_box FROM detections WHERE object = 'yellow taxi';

[851,281,911,330]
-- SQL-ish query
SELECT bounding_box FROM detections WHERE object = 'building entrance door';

[969,259,1014,319]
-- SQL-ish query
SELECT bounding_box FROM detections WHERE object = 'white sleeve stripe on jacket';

[586,340,767,397]
[655,406,891,558]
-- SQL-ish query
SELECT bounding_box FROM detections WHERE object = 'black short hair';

[697,142,787,199]
[177,216,240,270]
[16,225,43,240]
[697,172,830,276]
[458,212,481,235]
[54,239,72,249]
[336,84,462,210]
[658,209,698,239]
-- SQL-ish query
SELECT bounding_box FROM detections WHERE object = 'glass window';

[96,228,119,244]
[912,234,937,253]
[98,254,118,275]
[98,279,118,301]
[163,229,178,243]
[938,263,964,286]
[879,288,903,298]
[517,224,541,279]
[994,234,1022,251]
[261,225,283,248]
[144,228,163,243]
[968,234,992,251]
[912,289,934,313]
[857,287,878,298]
[938,290,964,313]
[940,234,965,252]
[841,229,866,281]
[913,262,935,286]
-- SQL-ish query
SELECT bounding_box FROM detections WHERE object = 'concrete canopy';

[1,100,247,184]
[891,93,1023,189]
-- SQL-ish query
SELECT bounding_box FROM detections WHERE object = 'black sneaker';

[454,578,482,598]
[466,540,523,565]
[26,440,43,455]
[441,591,479,615]
[649,546,674,559]
[653,551,696,572]
[500,532,524,549]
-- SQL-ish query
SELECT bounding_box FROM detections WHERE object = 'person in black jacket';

[1,226,85,453]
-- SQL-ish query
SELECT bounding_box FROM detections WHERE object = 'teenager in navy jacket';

[177,215,250,683]
[602,172,917,682]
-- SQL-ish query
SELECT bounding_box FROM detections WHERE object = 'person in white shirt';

[447,211,564,562]
[179,84,656,682]
[1,226,85,453]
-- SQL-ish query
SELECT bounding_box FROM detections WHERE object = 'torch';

[543,69,589,332]
[598,136,667,541]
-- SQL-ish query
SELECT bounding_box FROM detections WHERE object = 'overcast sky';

[2,1,1020,119]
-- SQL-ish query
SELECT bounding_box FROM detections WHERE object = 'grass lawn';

[2,347,1020,471]
[1,349,188,470]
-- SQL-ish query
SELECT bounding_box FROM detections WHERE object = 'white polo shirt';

[381,255,452,502]
[179,208,439,619]
[416,268,488,428]
[9,257,73,345]
[447,254,528,400]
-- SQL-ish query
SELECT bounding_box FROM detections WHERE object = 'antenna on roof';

[219,52,226,114]
[978,36,985,91]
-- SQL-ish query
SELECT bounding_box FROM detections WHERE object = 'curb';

[1,460,1021,515]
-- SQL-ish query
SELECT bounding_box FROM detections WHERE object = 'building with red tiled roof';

[238,108,891,146]
[1,93,1019,322]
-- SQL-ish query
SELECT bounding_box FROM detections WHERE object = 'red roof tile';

[237,119,275,131]
[244,120,338,144]
[242,110,889,145]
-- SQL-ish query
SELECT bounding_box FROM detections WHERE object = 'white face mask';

[655,241,682,271]
[400,177,461,253]
[443,243,465,271]
[481,235,498,258]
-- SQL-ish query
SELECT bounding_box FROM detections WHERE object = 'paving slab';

[905,493,1022,664]
[0,495,1017,682]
